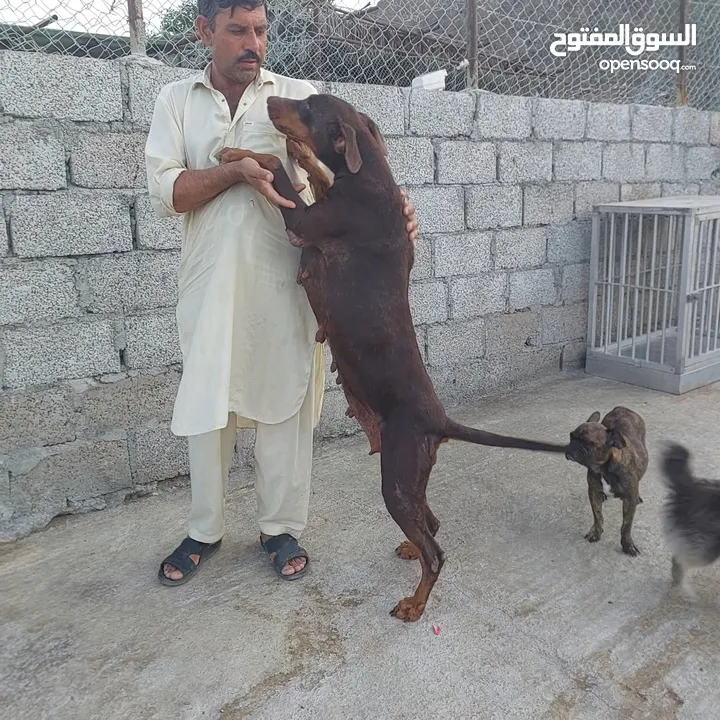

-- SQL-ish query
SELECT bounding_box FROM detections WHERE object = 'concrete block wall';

[1,49,719,540]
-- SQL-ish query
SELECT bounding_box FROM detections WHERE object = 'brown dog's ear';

[360,112,387,155]
[586,411,601,423]
[333,121,362,173]
[607,430,626,449]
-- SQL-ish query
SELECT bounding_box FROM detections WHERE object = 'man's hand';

[237,157,305,209]
[400,189,419,247]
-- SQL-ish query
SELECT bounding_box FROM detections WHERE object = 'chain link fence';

[1,0,718,110]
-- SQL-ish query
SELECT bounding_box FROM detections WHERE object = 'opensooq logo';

[549,23,697,57]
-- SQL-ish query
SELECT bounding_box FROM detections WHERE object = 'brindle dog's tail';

[443,418,568,453]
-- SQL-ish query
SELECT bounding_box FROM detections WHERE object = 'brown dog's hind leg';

[585,470,606,543]
[620,496,641,556]
[381,424,444,621]
[396,506,440,560]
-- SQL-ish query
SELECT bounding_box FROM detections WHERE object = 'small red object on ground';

[432,624,441,635]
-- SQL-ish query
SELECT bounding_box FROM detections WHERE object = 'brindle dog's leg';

[585,470,606,543]
[620,495,641,556]
[381,422,445,622]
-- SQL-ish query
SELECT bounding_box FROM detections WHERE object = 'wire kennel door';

[586,196,720,394]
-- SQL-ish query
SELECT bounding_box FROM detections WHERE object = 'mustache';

[236,51,260,62]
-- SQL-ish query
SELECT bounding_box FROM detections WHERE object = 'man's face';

[197,5,268,85]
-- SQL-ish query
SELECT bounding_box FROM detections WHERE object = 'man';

[145,0,419,584]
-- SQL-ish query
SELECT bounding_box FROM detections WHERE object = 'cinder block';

[0,219,7,257]
[408,89,475,137]
[587,103,630,141]
[542,303,588,344]
[0,387,76,454]
[560,340,587,368]
[329,83,405,135]
[70,132,148,189]
[485,311,541,357]
[533,98,586,140]
[631,104,673,142]
[124,312,182,369]
[474,93,532,139]
[700,179,720,195]
[603,143,645,182]
[386,137,434,185]
[135,193,183,250]
[427,319,485,366]
[410,234,432,281]
[0,261,81,325]
[510,268,556,309]
[1,320,120,388]
[409,281,448,324]
[436,141,495,184]
[11,193,132,258]
[524,184,574,225]
[575,182,620,220]
[406,186,464,234]
[8,439,131,518]
[0,122,66,190]
[318,389,359,439]
[128,64,198,126]
[466,184,522,229]
[661,183,700,197]
[415,325,427,363]
[620,183,662,201]
[711,113,720,146]
[686,147,720,181]
[0,50,122,121]
[554,142,602,181]
[547,222,591,264]
[79,252,180,314]
[450,273,507,319]
[645,144,685,182]
[129,426,189,484]
[495,227,547,269]
[562,264,590,304]
[434,231,492,277]
[499,142,552,183]
[74,369,181,437]
[674,106,710,145]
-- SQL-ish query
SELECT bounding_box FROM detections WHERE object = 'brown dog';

[565,407,648,556]
[218,93,569,622]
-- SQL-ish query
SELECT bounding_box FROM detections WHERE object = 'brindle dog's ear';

[586,411,601,423]
[607,429,626,449]
[360,112,387,155]
[333,121,362,173]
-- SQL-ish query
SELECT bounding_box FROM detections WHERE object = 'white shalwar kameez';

[145,64,324,542]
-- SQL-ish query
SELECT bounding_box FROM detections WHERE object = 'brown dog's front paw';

[395,541,420,560]
[584,527,603,543]
[390,597,425,622]
[622,539,641,557]
[216,147,239,165]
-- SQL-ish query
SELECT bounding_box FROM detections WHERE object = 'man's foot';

[260,533,310,580]
[158,537,222,586]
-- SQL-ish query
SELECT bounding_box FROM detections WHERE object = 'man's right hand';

[237,157,305,210]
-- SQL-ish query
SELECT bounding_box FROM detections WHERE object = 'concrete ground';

[2,373,720,720]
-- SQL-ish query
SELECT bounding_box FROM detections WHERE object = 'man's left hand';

[400,189,419,247]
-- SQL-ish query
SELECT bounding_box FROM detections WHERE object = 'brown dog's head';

[266,94,386,175]
[565,411,626,469]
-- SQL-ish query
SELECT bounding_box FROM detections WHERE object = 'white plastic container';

[411,68,447,90]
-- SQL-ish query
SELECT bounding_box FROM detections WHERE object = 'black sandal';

[260,533,310,581]
[158,536,222,586]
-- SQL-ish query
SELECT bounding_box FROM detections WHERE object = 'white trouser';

[186,369,316,544]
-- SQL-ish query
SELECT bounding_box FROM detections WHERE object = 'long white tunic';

[145,65,324,437]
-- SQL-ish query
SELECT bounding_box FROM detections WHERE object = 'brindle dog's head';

[266,94,386,176]
[566,411,626,470]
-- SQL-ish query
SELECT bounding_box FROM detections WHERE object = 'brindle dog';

[218,93,569,622]
[566,407,648,556]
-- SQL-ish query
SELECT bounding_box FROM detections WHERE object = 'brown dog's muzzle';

[267,97,310,143]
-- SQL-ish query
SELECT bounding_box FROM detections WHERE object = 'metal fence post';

[677,0,688,104]
[128,0,148,56]
[466,0,478,89]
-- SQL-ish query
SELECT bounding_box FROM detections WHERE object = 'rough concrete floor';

[2,373,720,720]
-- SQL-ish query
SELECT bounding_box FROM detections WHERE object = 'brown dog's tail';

[443,419,568,453]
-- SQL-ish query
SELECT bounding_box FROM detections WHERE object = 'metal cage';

[586,195,720,394]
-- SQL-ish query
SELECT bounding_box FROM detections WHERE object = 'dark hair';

[198,0,266,29]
